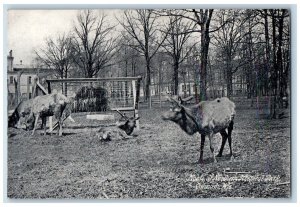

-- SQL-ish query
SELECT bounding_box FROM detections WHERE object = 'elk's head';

[23,113,35,130]
[162,96,193,122]
[162,95,199,135]
[8,109,34,130]
[115,110,140,135]
[8,111,19,128]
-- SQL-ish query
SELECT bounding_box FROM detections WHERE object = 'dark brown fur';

[8,99,34,130]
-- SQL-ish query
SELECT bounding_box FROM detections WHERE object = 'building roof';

[8,66,53,75]
[13,64,33,69]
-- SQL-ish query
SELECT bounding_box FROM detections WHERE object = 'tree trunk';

[247,15,255,99]
[270,10,278,118]
[199,30,210,101]
[125,55,128,104]
[198,10,213,101]
[226,65,233,98]
[158,61,162,107]
[183,70,187,97]
[64,70,68,97]
[277,9,286,108]
[173,62,179,95]
[187,70,191,96]
[145,60,151,104]
[264,9,271,97]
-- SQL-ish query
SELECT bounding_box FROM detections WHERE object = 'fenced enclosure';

[45,77,142,127]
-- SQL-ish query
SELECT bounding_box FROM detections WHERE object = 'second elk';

[162,96,236,164]
[97,110,140,141]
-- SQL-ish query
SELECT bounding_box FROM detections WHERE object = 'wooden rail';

[46,76,142,83]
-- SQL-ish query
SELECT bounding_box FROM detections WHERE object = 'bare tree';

[116,34,143,77]
[268,9,289,118]
[161,10,197,95]
[72,10,117,78]
[35,33,73,95]
[211,10,252,98]
[162,9,214,101]
[117,9,168,102]
[35,33,73,78]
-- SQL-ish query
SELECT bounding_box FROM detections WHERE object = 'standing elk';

[162,96,235,164]
[25,93,71,136]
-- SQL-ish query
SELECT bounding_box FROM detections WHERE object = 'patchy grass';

[7,107,290,199]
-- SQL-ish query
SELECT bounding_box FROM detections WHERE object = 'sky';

[7,9,120,66]
[7,10,79,65]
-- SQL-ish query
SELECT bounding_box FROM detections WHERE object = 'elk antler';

[166,96,182,107]
[181,96,194,103]
[116,109,129,119]
[178,96,194,105]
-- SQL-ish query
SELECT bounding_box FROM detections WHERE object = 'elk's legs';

[55,108,64,136]
[32,113,39,136]
[42,116,47,136]
[217,129,228,157]
[208,133,217,163]
[228,120,234,160]
[199,134,205,163]
[57,118,63,136]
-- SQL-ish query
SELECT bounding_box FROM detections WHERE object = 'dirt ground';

[7,107,291,199]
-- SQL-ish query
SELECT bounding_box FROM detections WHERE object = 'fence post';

[46,80,53,133]
[134,77,141,130]
[47,80,52,94]
[149,89,152,109]
[32,77,37,98]
[49,116,53,133]
[27,76,30,100]
[132,80,139,129]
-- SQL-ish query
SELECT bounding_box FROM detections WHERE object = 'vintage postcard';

[6,8,291,199]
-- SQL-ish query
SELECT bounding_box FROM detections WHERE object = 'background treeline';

[34,9,290,118]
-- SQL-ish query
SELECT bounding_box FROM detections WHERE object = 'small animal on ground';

[97,110,140,141]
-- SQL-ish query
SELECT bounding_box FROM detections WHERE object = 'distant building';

[7,50,52,108]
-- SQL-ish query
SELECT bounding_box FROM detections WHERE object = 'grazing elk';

[162,96,235,164]
[25,93,70,136]
[8,99,35,130]
[97,110,140,141]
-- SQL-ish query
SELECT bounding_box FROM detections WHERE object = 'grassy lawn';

[7,107,291,199]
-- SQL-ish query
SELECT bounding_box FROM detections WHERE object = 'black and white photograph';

[5,7,292,200]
